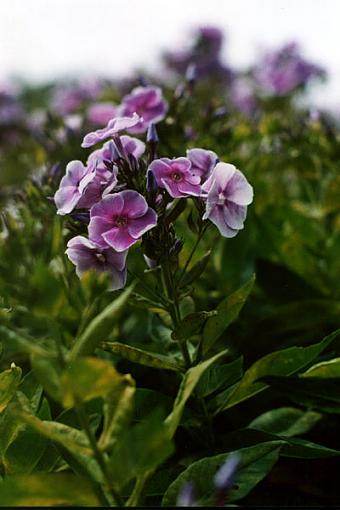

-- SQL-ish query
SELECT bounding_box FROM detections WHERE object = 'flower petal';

[127,208,158,239]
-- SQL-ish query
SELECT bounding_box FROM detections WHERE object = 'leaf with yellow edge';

[0,365,22,413]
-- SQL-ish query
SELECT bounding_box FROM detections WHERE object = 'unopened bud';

[147,123,159,144]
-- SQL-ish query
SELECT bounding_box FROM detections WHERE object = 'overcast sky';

[1,0,339,107]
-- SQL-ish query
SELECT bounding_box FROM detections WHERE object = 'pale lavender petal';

[187,148,218,178]
[110,268,127,291]
[121,190,148,218]
[60,160,88,187]
[55,187,81,215]
[127,208,157,239]
[207,206,239,238]
[161,178,182,198]
[102,227,135,252]
[106,249,128,272]
[226,170,253,205]
[88,216,114,248]
[81,113,141,148]
[120,135,145,159]
[223,202,247,229]
[209,162,236,192]
[90,193,124,219]
[177,181,201,196]
[148,159,172,182]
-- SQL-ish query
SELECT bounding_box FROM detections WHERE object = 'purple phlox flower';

[176,481,196,507]
[214,453,240,492]
[87,102,120,125]
[163,25,233,82]
[255,42,325,96]
[52,80,102,115]
[120,86,168,134]
[66,235,127,290]
[202,162,253,237]
[186,148,218,181]
[230,77,257,115]
[77,164,118,210]
[54,160,96,215]
[148,157,201,198]
[88,190,157,252]
[87,136,145,172]
[81,112,141,148]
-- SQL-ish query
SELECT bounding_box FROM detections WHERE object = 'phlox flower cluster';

[54,85,253,290]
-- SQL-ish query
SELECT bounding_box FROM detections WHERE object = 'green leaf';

[109,410,174,491]
[162,442,282,506]
[0,365,22,413]
[196,357,243,398]
[61,357,127,408]
[0,473,100,506]
[18,412,92,457]
[3,398,50,475]
[171,311,217,341]
[248,407,322,438]
[220,328,340,411]
[30,353,62,403]
[180,250,211,287]
[70,282,135,359]
[165,349,229,438]
[202,274,255,355]
[262,375,340,414]
[100,341,183,372]
[98,374,135,451]
[302,357,340,378]
[219,428,340,459]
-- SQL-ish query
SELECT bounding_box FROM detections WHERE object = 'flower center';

[171,171,182,182]
[95,252,106,264]
[217,192,226,206]
[114,215,128,228]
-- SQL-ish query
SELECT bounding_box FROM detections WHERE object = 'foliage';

[1,26,340,507]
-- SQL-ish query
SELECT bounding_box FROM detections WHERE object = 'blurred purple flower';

[186,148,218,181]
[148,157,201,198]
[0,85,23,125]
[255,42,325,95]
[54,160,95,215]
[52,80,102,115]
[81,113,141,148]
[202,162,253,237]
[120,86,168,133]
[163,25,233,82]
[88,190,157,252]
[66,235,127,290]
[230,77,257,115]
[176,481,196,507]
[87,102,120,125]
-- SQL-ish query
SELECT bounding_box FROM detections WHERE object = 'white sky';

[0,0,339,107]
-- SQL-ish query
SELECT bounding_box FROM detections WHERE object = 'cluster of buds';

[53,85,253,289]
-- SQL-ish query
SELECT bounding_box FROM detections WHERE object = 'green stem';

[76,401,124,507]
[161,260,191,368]
[177,224,208,286]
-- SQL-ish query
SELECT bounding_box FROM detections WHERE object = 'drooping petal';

[88,216,114,248]
[102,227,135,252]
[81,113,141,148]
[223,202,247,230]
[177,180,201,196]
[120,135,146,159]
[106,248,128,272]
[207,206,240,238]
[226,170,254,206]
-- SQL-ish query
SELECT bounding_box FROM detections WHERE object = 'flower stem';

[75,401,124,507]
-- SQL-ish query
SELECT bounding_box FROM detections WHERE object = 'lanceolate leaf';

[248,407,322,438]
[0,365,22,413]
[162,442,283,506]
[219,328,340,411]
[70,282,135,359]
[165,349,229,438]
[100,342,183,372]
[202,274,255,355]
[171,311,217,341]
[0,473,100,506]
